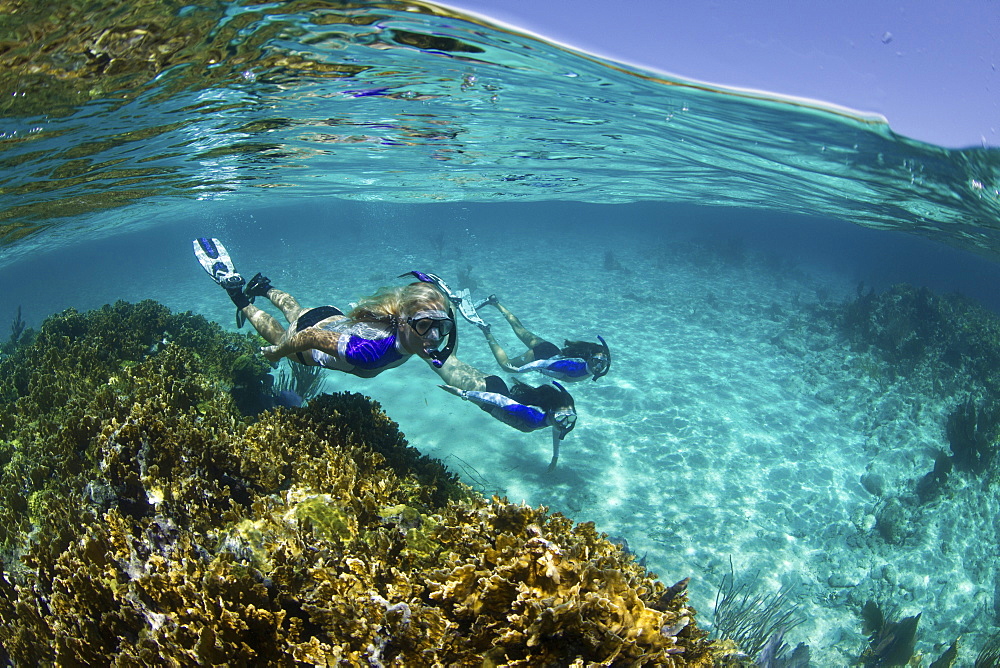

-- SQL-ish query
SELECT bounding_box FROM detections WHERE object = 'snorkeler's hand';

[437,384,468,399]
[260,345,283,363]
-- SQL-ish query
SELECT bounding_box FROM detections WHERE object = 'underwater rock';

[0,300,715,665]
[860,472,885,498]
[875,498,909,546]
[915,451,953,504]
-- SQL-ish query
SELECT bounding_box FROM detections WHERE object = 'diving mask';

[406,309,455,339]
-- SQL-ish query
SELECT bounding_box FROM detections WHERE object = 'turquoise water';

[3,0,1000,663]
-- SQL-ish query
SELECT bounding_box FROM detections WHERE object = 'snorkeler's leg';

[241,304,287,344]
[266,289,309,323]
[482,327,523,372]
[243,273,309,323]
[493,301,546,349]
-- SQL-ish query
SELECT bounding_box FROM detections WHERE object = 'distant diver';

[193,238,456,375]
[434,354,577,471]
[470,294,610,382]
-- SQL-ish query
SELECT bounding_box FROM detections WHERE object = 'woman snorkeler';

[193,239,456,376]
[471,294,610,382]
[432,353,577,471]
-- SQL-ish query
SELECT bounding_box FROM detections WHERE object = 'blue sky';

[441,0,998,149]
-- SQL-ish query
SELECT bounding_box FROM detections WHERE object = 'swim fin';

[193,237,244,290]
[454,288,490,329]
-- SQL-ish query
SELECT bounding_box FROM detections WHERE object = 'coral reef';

[842,283,1000,388]
[0,300,714,665]
[842,283,1000,504]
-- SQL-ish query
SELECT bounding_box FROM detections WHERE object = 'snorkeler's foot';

[193,238,244,290]
[473,294,498,310]
[244,272,273,299]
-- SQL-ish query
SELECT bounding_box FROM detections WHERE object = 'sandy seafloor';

[6,201,1000,664]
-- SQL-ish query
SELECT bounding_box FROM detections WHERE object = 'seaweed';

[856,599,921,667]
[976,630,1000,667]
[946,396,1000,475]
[273,357,324,403]
[915,451,953,504]
[0,306,33,357]
[840,283,1000,389]
[8,306,24,345]
[604,249,623,271]
[710,558,805,663]
[456,263,478,293]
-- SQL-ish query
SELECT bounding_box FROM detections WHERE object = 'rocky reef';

[0,300,712,665]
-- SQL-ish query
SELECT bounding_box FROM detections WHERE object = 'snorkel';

[589,335,611,381]
[398,271,457,368]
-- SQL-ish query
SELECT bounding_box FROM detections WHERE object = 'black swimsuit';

[293,306,344,365]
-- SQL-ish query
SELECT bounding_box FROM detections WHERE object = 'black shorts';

[531,340,560,360]
[294,305,344,333]
[484,375,510,396]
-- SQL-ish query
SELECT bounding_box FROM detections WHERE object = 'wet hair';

[509,379,575,413]
[348,282,447,324]
[560,339,605,360]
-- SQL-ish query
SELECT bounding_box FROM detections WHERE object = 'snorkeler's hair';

[508,378,575,412]
[348,282,446,323]
[560,339,604,359]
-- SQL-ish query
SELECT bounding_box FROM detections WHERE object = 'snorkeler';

[193,238,456,376]
[471,294,610,382]
[433,354,577,471]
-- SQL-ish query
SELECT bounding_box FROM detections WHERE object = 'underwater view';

[2,0,1000,665]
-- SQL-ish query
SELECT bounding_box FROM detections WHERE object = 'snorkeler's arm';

[438,385,549,433]
[261,329,341,362]
[428,354,490,391]
[548,428,560,473]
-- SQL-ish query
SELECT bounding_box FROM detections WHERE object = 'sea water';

[2,1,1000,664]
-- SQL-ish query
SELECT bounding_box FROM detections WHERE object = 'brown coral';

[0,300,714,665]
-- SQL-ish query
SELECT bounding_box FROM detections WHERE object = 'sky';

[440,0,998,149]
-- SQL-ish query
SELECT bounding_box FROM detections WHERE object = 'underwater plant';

[0,306,33,357]
[840,283,1000,390]
[604,249,624,271]
[915,451,953,504]
[8,305,24,344]
[0,299,716,665]
[976,630,1000,667]
[857,600,921,667]
[273,357,324,403]
[709,559,806,664]
[456,263,478,293]
[945,396,1000,475]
